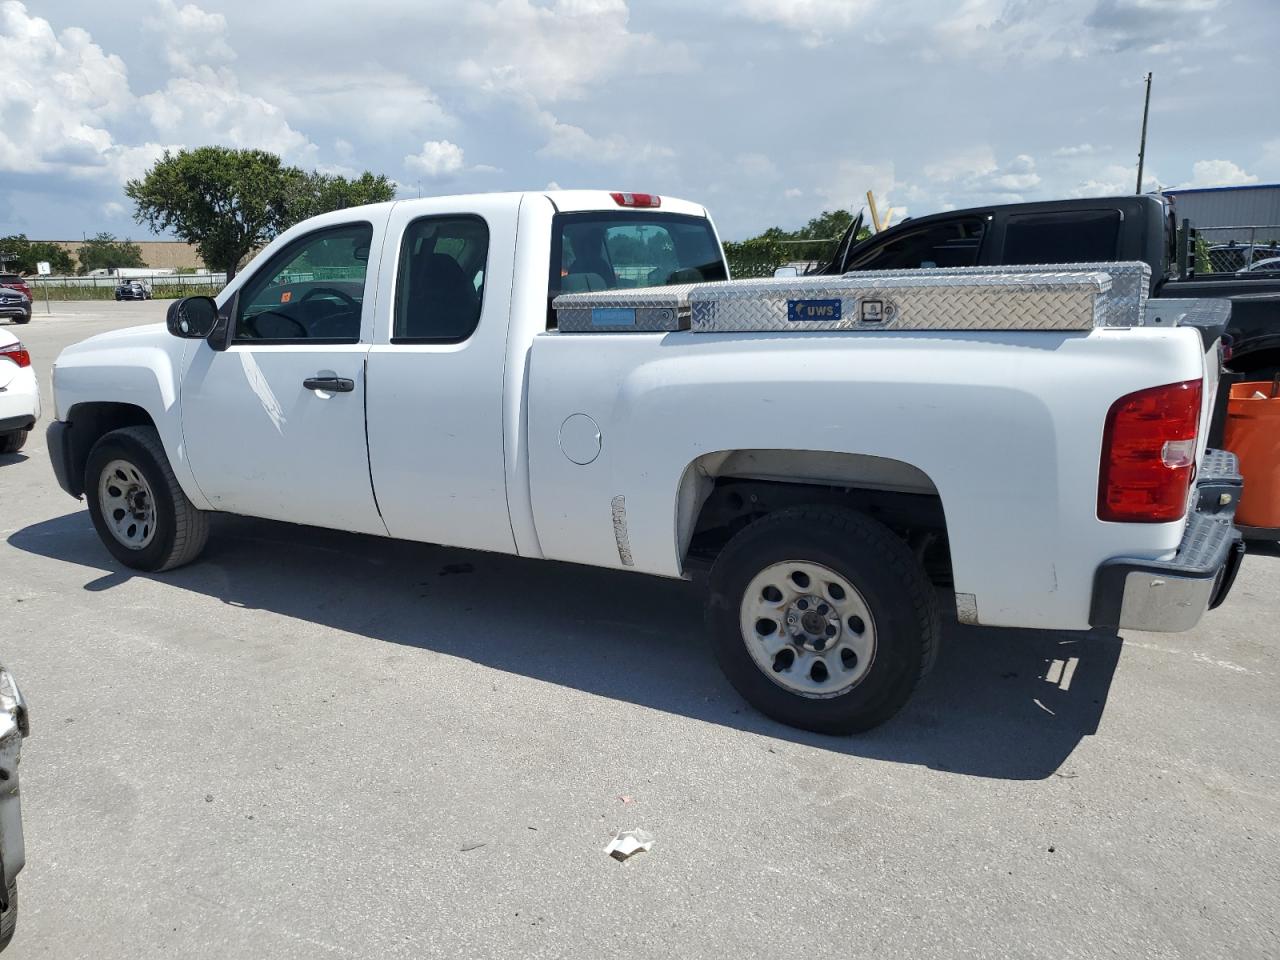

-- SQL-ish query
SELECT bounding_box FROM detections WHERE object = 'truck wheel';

[85,426,209,572]
[706,506,939,734]
[0,430,26,454]
[0,879,17,950]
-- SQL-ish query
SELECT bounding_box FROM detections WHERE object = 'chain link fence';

[1193,225,1280,274]
[28,273,227,300]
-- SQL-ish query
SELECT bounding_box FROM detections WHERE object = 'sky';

[1,0,1277,242]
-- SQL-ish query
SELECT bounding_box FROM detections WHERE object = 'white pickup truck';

[47,190,1245,733]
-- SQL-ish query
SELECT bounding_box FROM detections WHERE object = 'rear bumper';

[1090,449,1245,632]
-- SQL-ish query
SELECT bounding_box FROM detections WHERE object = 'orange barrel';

[1224,380,1280,527]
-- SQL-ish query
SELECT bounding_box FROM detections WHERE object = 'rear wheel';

[0,430,26,454]
[706,506,939,734]
[85,426,209,571]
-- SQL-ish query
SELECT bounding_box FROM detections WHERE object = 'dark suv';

[114,280,152,301]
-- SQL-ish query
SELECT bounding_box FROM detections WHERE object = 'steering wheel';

[299,287,359,311]
[242,309,308,339]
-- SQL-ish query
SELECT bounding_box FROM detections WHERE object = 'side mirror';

[166,297,219,339]
[773,266,799,278]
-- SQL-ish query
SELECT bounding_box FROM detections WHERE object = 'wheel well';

[678,450,953,585]
[61,402,157,497]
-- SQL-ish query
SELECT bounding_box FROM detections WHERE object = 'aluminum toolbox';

[842,261,1152,327]
[552,262,1153,334]
[553,283,700,332]
[688,270,1120,333]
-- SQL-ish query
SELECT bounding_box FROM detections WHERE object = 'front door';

[181,219,388,536]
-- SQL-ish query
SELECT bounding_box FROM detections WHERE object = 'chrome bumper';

[1090,449,1245,633]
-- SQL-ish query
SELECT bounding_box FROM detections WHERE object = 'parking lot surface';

[1,301,1277,959]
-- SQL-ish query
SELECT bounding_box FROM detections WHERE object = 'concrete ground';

[1,301,1276,959]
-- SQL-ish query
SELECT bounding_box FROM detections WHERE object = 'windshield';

[548,211,726,326]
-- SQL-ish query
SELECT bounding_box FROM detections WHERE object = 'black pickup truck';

[816,194,1280,378]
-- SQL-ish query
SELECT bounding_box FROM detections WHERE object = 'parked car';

[114,280,151,301]
[45,190,1242,733]
[0,276,30,301]
[0,666,28,951]
[1240,257,1280,273]
[0,290,29,326]
[0,330,38,454]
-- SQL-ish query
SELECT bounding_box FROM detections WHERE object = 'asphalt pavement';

[0,301,1276,959]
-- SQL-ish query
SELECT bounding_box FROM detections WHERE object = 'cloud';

[404,140,466,178]
[1084,0,1221,53]
[1179,159,1259,189]
[734,0,876,44]
[0,2,133,176]
[455,0,665,102]
[140,68,315,160]
[1054,143,1096,157]
[922,147,1040,200]
[151,0,234,71]
[534,109,674,167]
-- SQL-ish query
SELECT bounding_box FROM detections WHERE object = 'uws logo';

[800,303,836,318]
[789,298,842,321]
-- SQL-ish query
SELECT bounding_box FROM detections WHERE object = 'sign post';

[36,261,51,315]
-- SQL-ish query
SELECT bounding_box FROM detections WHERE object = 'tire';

[0,879,16,951]
[0,430,26,454]
[85,426,209,571]
[706,506,940,734]
[13,316,29,325]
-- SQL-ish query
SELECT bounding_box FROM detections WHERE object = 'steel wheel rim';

[739,560,877,699]
[98,458,157,550]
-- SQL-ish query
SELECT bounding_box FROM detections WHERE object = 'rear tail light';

[610,192,661,208]
[1099,378,1202,522]
[0,341,30,368]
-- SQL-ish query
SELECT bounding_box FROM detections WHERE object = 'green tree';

[0,235,76,275]
[126,147,293,281]
[76,233,145,274]
[126,147,396,281]
[722,210,871,278]
[284,170,396,224]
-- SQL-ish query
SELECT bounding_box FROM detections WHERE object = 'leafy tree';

[284,170,396,224]
[126,147,396,281]
[722,209,872,278]
[76,233,145,274]
[126,147,293,281]
[0,235,75,275]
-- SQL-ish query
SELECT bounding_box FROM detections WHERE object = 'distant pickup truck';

[46,190,1243,733]
[816,193,1280,382]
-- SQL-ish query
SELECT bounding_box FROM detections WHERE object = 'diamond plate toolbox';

[553,283,701,332]
[842,261,1151,327]
[689,270,1119,334]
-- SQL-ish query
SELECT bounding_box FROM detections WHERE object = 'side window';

[846,217,985,271]
[394,215,489,343]
[235,223,372,342]
[1002,210,1121,264]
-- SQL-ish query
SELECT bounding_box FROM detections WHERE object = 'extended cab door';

[180,218,388,535]
[363,196,520,554]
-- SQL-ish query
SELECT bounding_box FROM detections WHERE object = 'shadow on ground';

[11,511,1122,780]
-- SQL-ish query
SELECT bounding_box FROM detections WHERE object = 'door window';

[393,216,489,343]
[235,223,372,342]
[845,217,986,271]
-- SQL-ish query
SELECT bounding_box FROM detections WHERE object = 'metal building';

[1163,183,1280,269]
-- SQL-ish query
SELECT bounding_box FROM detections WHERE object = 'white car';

[0,330,38,454]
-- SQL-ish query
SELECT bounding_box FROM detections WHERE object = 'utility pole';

[1135,71,1152,194]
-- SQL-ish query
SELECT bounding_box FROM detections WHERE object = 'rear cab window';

[1000,210,1121,264]
[547,211,727,327]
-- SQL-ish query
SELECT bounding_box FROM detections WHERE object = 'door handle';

[303,376,355,393]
